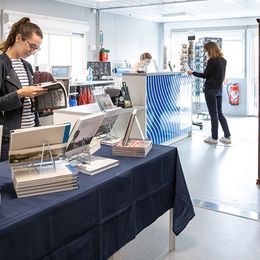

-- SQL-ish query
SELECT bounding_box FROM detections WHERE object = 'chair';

[33,71,54,84]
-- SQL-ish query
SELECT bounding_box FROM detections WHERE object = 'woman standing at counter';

[187,41,231,145]
[0,17,47,161]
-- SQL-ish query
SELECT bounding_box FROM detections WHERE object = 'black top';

[0,52,39,142]
[192,57,227,89]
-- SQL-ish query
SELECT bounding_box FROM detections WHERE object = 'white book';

[70,155,119,175]
[9,123,71,151]
[9,143,67,166]
[12,160,78,189]
[16,184,78,198]
[65,112,105,158]
[15,178,78,192]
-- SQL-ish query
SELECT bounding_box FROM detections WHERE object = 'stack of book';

[11,160,79,198]
[112,139,152,157]
[8,123,80,198]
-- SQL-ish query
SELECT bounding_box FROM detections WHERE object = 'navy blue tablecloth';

[0,144,195,260]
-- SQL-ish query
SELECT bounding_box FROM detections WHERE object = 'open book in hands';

[32,81,68,112]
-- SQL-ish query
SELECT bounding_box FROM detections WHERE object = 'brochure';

[33,81,68,112]
[95,93,115,111]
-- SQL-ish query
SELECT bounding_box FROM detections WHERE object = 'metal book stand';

[28,140,56,174]
[75,140,92,164]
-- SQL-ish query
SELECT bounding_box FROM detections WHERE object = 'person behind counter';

[132,52,152,73]
[0,17,48,161]
[187,41,231,145]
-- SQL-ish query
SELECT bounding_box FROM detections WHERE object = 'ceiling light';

[163,12,188,17]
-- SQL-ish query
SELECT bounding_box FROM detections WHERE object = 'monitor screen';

[51,66,71,79]
[87,61,111,80]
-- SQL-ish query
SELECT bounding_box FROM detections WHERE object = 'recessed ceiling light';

[163,12,188,17]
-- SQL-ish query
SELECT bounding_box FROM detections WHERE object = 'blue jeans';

[204,88,231,140]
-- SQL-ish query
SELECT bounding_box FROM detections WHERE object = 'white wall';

[100,12,162,69]
[0,0,162,70]
[0,0,98,59]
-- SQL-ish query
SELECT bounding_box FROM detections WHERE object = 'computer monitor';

[51,65,71,80]
[87,61,111,80]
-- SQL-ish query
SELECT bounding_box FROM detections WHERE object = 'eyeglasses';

[25,40,41,52]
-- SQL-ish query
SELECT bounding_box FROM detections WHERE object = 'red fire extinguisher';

[226,83,239,106]
[99,48,109,61]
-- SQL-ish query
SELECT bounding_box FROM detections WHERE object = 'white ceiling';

[53,0,260,23]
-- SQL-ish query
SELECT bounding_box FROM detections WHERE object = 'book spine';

[63,124,71,143]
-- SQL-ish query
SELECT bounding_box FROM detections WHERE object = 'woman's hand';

[17,85,48,98]
[187,70,193,75]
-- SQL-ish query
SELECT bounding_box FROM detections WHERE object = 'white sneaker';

[219,136,231,144]
[204,137,218,144]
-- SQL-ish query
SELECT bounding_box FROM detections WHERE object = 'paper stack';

[112,139,152,157]
[11,160,79,198]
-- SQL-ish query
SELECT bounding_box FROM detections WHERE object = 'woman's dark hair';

[0,17,43,52]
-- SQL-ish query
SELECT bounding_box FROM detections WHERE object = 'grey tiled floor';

[120,116,260,260]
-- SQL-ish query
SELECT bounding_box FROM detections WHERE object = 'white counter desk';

[53,103,145,139]
[122,72,192,144]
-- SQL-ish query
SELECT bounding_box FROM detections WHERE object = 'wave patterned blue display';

[146,73,192,144]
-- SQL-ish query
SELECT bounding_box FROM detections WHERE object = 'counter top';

[70,79,115,86]
[123,71,185,76]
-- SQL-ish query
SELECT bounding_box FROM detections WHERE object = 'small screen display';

[87,61,111,80]
[51,66,71,79]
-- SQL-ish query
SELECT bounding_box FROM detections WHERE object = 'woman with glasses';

[0,17,47,161]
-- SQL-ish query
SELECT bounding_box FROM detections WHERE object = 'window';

[29,33,85,81]
[4,10,89,82]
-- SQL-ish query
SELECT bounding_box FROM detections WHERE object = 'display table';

[0,145,194,260]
